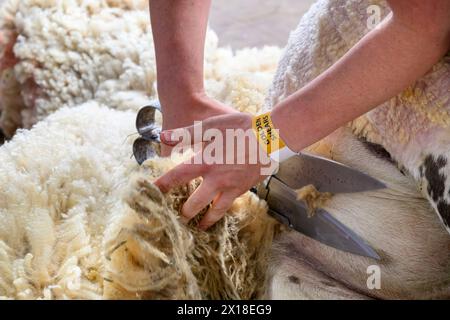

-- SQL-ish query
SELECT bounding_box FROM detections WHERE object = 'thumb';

[160,129,181,146]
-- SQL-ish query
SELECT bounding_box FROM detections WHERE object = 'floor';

[209,0,315,49]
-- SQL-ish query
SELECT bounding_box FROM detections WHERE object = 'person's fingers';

[180,180,217,223]
[198,191,239,230]
[160,143,173,157]
[154,161,203,193]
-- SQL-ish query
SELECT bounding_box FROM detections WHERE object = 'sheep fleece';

[0,103,278,299]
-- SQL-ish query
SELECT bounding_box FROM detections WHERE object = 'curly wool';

[0,0,281,137]
[0,103,137,299]
[105,167,277,300]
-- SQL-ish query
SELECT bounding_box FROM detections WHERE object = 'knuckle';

[230,188,245,197]
[213,199,233,213]
[214,176,234,189]
[198,164,209,175]
[181,206,197,219]
[154,179,168,193]
[237,113,251,127]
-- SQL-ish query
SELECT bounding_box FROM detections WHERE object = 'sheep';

[264,0,450,299]
[265,0,450,235]
[267,127,450,299]
[1,0,449,300]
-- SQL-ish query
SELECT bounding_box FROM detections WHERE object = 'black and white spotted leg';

[419,154,450,234]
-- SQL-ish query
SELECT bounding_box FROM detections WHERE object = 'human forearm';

[272,4,450,152]
[149,0,211,109]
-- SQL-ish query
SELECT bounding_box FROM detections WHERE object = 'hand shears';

[133,101,385,260]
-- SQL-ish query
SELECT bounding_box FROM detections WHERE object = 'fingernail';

[161,130,173,143]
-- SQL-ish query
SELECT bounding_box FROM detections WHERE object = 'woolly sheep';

[264,0,450,235]
[1,0,449,301]
[264,0,450,299]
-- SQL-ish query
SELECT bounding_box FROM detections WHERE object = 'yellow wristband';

[252,112,297,162]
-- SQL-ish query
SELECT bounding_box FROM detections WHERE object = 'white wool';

[0,101,277,299]
[3,103,274,300]
[0,1,282,300]
[0,102,138,299]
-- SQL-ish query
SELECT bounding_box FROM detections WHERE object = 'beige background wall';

[210,0,316,48]
[0,0,315,49]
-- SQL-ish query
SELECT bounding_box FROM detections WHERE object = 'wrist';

[252,111,298,164]
[158,90,233,131]
[270,105,301,153]
[158,89,206,114]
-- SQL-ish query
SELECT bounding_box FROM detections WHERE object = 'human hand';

[160,93,238,156]
[154,112,277,230]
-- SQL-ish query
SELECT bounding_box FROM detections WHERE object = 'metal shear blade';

[259,176,381,260]
[133,101,162,164]
[274,153,386,193]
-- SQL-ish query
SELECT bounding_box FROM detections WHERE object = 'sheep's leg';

[266,239,370,300]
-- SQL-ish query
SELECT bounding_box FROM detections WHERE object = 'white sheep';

[1,0,449,300]
[265,0,450,299]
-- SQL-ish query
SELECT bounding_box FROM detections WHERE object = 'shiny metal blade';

[133,101,162,165]
[133,137,161,165]
[274,153,386,194]
[136,101,162,141]
[261,177,380,260]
